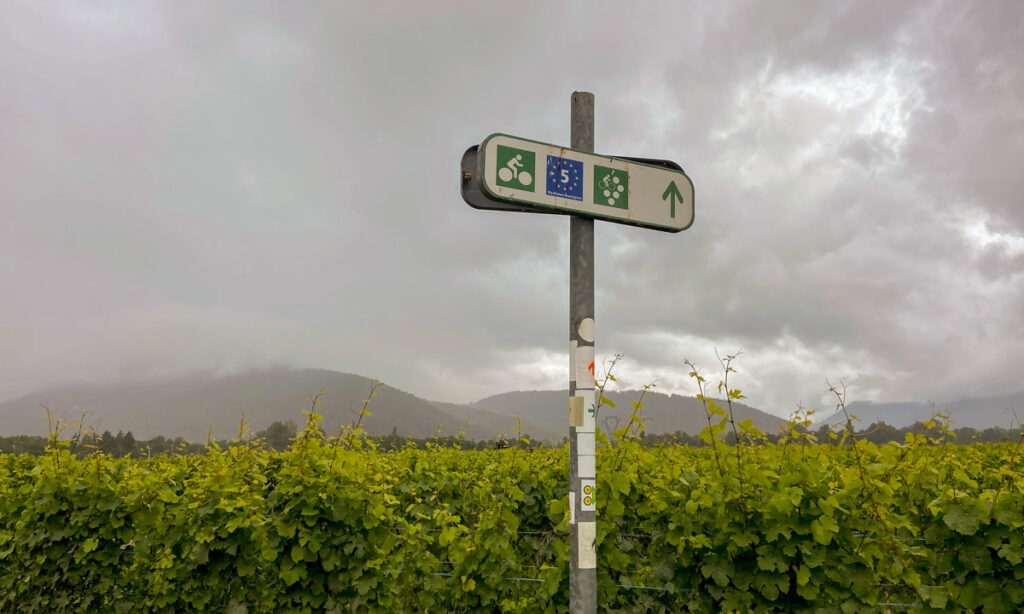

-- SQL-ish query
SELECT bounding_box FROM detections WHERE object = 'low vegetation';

[0,362,1021,612]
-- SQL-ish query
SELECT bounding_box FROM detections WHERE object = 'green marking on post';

[495,145,536,192]
[593,165,628,210]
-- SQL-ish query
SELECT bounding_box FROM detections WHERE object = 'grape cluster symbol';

[600,173,625,206]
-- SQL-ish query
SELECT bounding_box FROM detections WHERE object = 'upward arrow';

[662,181,683,218]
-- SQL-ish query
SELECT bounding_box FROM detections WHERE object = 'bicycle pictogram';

[495,145,536,191]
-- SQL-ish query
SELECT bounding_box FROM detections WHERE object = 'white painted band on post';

[578,388,595,408]
[579,454,595,478]
[577,432,595,455]
[577,388,596,432]
[569,491,576,525]
[579,430,596,477]
[578,522,596,569]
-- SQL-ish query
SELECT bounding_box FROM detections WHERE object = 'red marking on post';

[588,361,595,376]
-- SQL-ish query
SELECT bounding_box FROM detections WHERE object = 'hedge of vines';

[1,427,1022,613]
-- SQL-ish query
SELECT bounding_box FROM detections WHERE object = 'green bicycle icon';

[498,154,533,187]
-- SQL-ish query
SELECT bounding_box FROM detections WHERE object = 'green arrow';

[662,181,683,218]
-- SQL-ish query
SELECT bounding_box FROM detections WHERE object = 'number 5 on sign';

[546,155,584,201]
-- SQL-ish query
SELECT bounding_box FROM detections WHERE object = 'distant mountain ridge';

[3,367,1019,441]
[821,393,1024,430]
[0,368,502,442]
[0,368,783,442]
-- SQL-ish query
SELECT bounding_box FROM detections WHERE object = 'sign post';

[568,91,597,613]
[461,91,694,614]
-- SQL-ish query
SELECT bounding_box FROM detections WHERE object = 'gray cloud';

[2,1,1021,417]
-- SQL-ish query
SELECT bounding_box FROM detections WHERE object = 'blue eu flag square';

[546,155,584,201]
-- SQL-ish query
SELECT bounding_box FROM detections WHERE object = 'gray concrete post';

[568,90,597,614]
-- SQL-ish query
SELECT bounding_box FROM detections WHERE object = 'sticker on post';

[578,318,595,343]
[575,345,595,389]
[580,479,596,511]
[569,491,576,525]
[569,396,584,427]
[578,522,596,569]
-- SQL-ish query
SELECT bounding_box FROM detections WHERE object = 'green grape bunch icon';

[599,172,626,206]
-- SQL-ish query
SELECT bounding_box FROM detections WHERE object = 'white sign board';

[479,133,694,232]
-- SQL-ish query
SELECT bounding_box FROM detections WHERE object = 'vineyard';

[1,413,1022,613]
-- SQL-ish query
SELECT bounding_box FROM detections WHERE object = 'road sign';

[463,145,690,218]
[477,133,695,232]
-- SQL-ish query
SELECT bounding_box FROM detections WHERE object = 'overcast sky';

[2,1,1022,417]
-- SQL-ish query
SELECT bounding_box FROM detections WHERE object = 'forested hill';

[821,392,1024,430]
[0,368,784,443]
[0,368,528,442]
[5,367,1020,444]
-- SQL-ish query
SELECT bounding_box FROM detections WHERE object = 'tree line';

[641,420,1022,446]
[0,421,548,457]
[1,418,1019,458]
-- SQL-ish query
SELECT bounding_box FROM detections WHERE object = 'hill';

[469,389,787,439]
[3,367,1019,444]
[821,392,1024,430]
[0,369,789,443]
[0,368,516,442]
